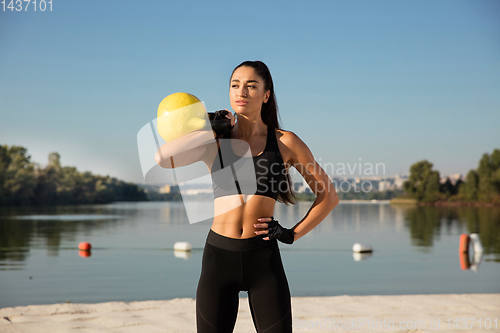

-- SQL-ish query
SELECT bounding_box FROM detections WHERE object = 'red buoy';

[78,242,92,251]
[459,234,469,253]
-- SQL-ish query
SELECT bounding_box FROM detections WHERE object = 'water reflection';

[402,205,500,257]
[1,203,499,269]
[12,215,122,220]
[460,251,483,271]
[174,250,192,260]
[404,206,444,248]
[79,250,92,258]
[352,252,373,261]
[0,204,137,269]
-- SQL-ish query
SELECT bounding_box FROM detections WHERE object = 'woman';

[156,61,339,332]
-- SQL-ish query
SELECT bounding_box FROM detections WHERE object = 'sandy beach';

[0,294,498,333]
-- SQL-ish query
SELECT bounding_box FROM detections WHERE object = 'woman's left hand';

[254,217,273,241]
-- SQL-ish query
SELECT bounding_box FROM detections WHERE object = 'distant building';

[393,174,408,189]
[183,188,213,195]
[449,173,465,185]
[293,181,310,194]
[159,185,172,193]
[439,173,465,185]
[158,185,180,194]
[378,180,391,192]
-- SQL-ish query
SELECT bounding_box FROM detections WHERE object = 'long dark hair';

[231,61,297,205]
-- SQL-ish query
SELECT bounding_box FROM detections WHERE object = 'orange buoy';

[78,242,92,251]
[459,234,469,253]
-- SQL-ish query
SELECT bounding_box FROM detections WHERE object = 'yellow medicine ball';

[156,92,209,142]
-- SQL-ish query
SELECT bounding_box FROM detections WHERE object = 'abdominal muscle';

[212,194,276,239]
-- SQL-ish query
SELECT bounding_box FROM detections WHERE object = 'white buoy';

[353,243,373,253]
[174,242,192,251]
[469,234,484,253]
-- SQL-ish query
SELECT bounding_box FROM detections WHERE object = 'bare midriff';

[212,194,276,239]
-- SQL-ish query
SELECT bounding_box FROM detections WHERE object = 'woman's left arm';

[282,131,339,242]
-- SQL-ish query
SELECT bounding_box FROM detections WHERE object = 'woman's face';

[229,66,270,116]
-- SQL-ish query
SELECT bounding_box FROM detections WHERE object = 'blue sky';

[1,0,499,183]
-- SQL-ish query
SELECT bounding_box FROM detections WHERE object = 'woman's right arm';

[154,130,217,169]
[155,111,235,169]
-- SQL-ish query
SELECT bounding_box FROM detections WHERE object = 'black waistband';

[206,229,276,251]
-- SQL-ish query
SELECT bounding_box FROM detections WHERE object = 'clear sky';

[1,0,499,184]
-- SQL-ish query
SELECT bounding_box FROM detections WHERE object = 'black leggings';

[196,229,292,333]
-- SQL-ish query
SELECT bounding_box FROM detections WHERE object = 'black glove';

[267,217,295,244]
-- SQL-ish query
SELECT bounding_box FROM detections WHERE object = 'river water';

[0,201,498,307]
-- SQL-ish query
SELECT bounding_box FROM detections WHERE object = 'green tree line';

[0,145,147,205]
[403,148,500,204]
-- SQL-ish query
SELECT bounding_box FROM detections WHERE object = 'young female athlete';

[156,61,339,333]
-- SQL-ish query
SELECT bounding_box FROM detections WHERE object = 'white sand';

[0,294,498,333]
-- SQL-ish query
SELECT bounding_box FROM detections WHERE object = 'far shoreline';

[390,197,500,207]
